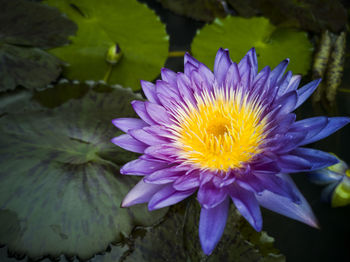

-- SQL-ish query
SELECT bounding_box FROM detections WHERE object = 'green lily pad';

[0,0,77,92]
[124,199,285,261]
[191,16,313,75]
[45,0,169,90]
[0,82,168,260]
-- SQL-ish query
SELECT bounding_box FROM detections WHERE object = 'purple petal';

[274,113,296,134]
[238,54,252,89]
[144,144,177,161]
[229,185,262,231]
[269,59,289,88]
[287,75,301,91]
[199,170,215,186]
[246,47,258,77]
[129,128,167,146]
[145,102,172,125]
[265,132,306,154]
[144,125,172,138]
[301,117,350,145]
[277,154,312,172]
[161,68,177,86]
[295,79,321,109]
[111,134,146,153]
[121,179,165,207]
[308,169,341,185]
[251,66,270,94]
[214,48,232,86]
[252,173,300,203]
[141,80,160,104]
[224,62,240,89]
[184,52,200,68]
[148,184,195,210]
[144,167,182,184]
[177,73,196,106]
[276,71,292,96]
[291,148,339,170]
[197,181,227,209]
[251,161,281,175]
[273,91,297,117]
[156,79,179,94]
[290,116,328,145]
[256,174,318,228]
[112,118,148,133]
[199,197,229,255]
[131,101,156,125]
[173,172,200,191]
[120,158,169,175]
[198,63,215,90]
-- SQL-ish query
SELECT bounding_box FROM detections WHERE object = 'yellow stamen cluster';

[170,87,267,172]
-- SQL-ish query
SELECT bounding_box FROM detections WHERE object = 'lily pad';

[125,199,285,261]
[0,82,168,260]
[0,0,77,92]
[45,0,169,90]
[191,16,313,75]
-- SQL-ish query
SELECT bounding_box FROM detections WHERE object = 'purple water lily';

[112,48,350,255]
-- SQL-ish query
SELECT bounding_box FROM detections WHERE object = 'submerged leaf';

[184,200,285,261]
[156,0,228,22]
[0,44,62,92]
[191,16,313,75]
[0,83,167,260]
[0,0,77,49]
[227,0,347,33]
[45,0,169,90]
[0,0,77,92]
[124,199,285,261]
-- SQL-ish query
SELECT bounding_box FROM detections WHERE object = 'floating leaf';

[191,16,313,75]
[0,82,168,260]
[45,0,169,90]
[0,0,77,92]
[125,199,285,261]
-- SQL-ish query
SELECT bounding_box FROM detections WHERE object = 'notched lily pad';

[191,16,313,75]
[0,82,167,260]
[0,0,77,92]
[124,199,285,261]
[45,0,169,90]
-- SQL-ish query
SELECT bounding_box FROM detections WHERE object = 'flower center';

[206,121,228,137]
[171,88,267,172]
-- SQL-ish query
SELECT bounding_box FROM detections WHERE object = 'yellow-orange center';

[170,88,267,172]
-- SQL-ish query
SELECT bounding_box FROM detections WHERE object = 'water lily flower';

[111,48,350,255]
[309,154,350,207]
